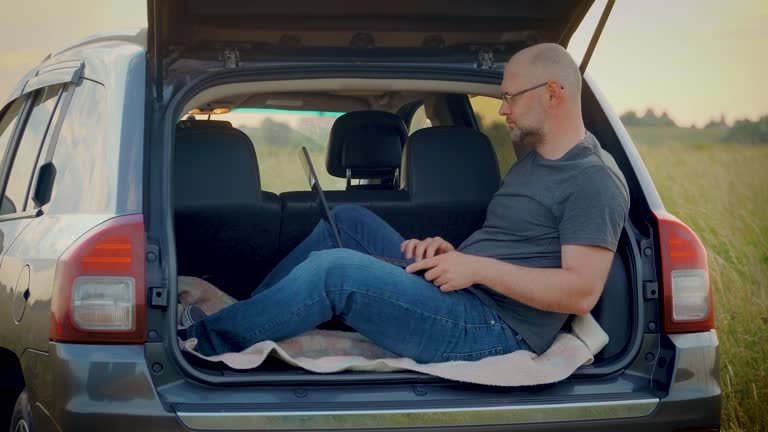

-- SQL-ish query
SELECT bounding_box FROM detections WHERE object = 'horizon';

[0,0,765,127]
[618,107,755,129]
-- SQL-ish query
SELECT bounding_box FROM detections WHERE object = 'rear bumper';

[175,396,719,432]
[29,331,719,431]
[27,343,181,432]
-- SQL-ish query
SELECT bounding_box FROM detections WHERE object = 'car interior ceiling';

[173,84,634,369]
[180,79,499,115]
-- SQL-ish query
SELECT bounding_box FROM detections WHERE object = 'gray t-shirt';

[458,132,629,354]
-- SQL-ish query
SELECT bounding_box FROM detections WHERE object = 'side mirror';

[32,162,56,208]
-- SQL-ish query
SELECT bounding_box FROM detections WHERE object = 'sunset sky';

[0,0,764,127]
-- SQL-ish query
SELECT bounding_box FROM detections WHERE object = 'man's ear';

[545,81,562,106]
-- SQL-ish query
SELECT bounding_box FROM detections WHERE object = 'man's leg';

[188,249,528,362]
[254,205,407,294]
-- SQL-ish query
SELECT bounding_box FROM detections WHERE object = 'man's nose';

[498,100,511,117]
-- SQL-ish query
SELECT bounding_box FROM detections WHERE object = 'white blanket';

[178,276,609,387]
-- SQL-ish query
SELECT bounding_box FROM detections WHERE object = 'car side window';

[0,85,63,216]
[25,85,70,211]
[469,95,517,176]
[46,80,112,214]
[0,98,27,189]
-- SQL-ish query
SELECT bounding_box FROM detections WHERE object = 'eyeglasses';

[500,81,564,105]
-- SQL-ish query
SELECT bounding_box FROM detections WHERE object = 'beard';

[509,125,544,159]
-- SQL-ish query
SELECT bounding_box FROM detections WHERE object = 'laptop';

[298,147,413,270]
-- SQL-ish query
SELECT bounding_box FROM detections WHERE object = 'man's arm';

[407,244,615,315]
[406,164,628,315]
[471,165,628,314]
[473,244,614,315]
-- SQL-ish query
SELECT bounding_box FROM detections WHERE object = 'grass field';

[627,125,729,146]
[629,127,768,431]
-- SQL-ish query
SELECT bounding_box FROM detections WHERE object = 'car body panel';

[0,35,146,360]
[0,214,118,354]
[666,331,720,402]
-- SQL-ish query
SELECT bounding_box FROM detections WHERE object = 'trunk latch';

[643,281,658,300]
[150,287,169,308]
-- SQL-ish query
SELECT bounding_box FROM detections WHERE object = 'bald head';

[506,43,582,104]
[498,43,586,158]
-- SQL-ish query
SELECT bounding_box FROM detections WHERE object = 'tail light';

[50,214,147,343]
[653,211,715,333]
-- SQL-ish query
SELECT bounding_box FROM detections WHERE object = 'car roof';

[50,28,148,58]
[3,28,148,106]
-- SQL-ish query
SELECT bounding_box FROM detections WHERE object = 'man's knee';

[305,248,368,274]
[330,204,373,225]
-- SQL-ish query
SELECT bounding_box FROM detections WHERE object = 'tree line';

[620,109,767,144]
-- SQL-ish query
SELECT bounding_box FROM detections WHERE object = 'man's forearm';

[471,257,596,315]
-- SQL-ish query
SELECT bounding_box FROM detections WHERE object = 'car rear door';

[146,0,613,85]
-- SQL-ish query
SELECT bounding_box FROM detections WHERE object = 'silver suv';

[0,1,720,431]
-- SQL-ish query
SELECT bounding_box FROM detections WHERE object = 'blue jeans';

[186,205,530,363]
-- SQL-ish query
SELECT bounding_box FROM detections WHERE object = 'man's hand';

[400,237,455,261]
[406,251,484,292]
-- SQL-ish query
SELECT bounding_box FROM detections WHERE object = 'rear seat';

[397,126,500,247]
[279,111,410,255]
[174,119,282,300]
[325,110,406,190]
[279,124,500,256]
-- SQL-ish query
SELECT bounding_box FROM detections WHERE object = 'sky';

[0,0,765,127]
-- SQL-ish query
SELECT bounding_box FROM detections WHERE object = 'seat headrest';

[174,125,262,208]
[401,127,500,203]
[177,119,233,129]
[325,111,407,179]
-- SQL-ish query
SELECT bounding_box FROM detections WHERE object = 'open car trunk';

[176,232,640,374]
[163,74,648,382]
[145,0,611,100]
[141,0,666,426]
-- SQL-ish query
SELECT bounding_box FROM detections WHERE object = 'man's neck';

[535,118,586,161]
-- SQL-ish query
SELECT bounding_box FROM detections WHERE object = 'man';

[181,43,630,362]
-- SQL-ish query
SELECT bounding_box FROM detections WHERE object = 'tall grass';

[631,132,768,431]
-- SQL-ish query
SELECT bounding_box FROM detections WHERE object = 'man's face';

[498,67,545,151]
